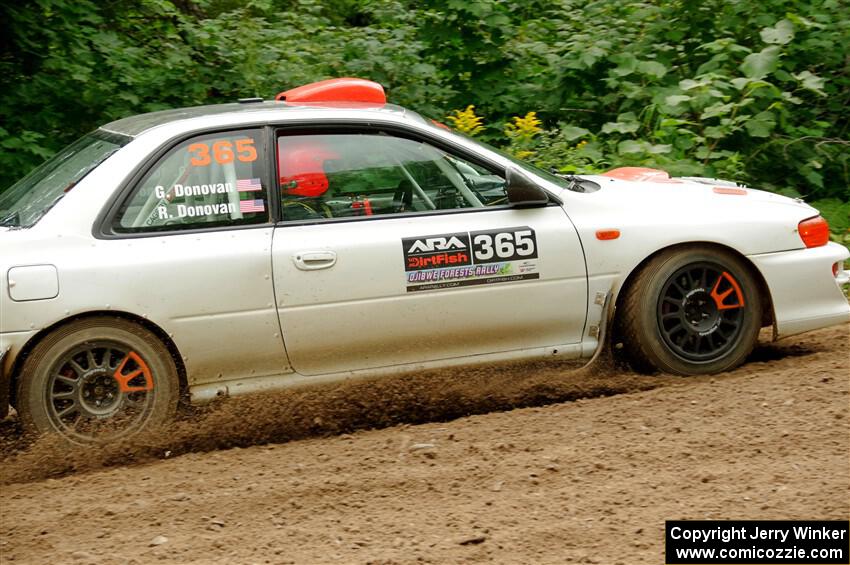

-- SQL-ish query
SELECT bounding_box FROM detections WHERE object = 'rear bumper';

[749,242,850,338]
[0,346,9,419]
[0,330,37,418]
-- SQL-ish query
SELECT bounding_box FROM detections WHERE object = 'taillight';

[798,216,830,248]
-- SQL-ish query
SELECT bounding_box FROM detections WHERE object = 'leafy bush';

[437,0,849,203]
[809,199,850,245]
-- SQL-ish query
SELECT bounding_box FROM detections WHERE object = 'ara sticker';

[402,232,471,271]
[402,227,539,292]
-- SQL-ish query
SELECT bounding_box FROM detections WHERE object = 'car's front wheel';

[619,246,762,375]
[18,317,179,444]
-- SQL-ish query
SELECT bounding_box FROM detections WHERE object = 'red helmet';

[278,137,340,197]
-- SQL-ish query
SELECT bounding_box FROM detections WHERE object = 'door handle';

[293,251,337,271]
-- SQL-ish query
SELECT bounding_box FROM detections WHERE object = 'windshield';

[433,126,575,191]
[0,130,129,228]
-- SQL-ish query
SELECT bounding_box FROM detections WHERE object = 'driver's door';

[270,129,587,375]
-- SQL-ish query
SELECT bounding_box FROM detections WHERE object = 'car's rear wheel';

[18,317,179,444]
[619,247,762,375]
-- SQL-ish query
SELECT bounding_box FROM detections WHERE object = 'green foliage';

[810,199,850,246]
[499,0,850,204]
[1,0,848,240]
[0,0,450,185]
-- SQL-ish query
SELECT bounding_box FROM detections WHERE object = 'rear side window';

[114,129,269,232]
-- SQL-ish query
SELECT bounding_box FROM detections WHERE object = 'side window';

[277,133,507,221]
[114,129,269,232]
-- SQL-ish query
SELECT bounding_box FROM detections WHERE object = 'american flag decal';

[236,178,262,192]
[239,199,265,213]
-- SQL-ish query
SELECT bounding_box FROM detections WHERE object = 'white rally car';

[1,78,848,444]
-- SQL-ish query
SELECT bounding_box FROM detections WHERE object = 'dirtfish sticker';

[402,227,539,292]
[403,232,471,271]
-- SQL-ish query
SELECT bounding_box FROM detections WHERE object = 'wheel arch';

[7,311,188,410]
[609,241,775,338]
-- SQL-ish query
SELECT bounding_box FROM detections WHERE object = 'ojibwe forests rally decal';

[402,227,539,292]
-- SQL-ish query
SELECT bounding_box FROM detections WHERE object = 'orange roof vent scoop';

[276,78,386,106]
[602,167,683,183]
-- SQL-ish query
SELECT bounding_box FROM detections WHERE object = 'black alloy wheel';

[657,262,746,362]
[619,246,763,376]
[45,340,154,440]
[18,317,179,444]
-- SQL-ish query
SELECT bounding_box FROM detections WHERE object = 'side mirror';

[506,167,549,207]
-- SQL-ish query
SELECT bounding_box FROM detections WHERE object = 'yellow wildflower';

[446,105,485,136]
[505,111,542,141]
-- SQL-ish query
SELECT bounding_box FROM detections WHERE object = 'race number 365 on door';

[470,228,538,263]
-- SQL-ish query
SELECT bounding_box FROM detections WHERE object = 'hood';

[585,167,818,214]
[564,167,822,255]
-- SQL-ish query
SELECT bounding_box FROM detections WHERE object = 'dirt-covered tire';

[619,246,762,375]
[17,317,179,445]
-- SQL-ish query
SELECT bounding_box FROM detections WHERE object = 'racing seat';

[282,197,333,220]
